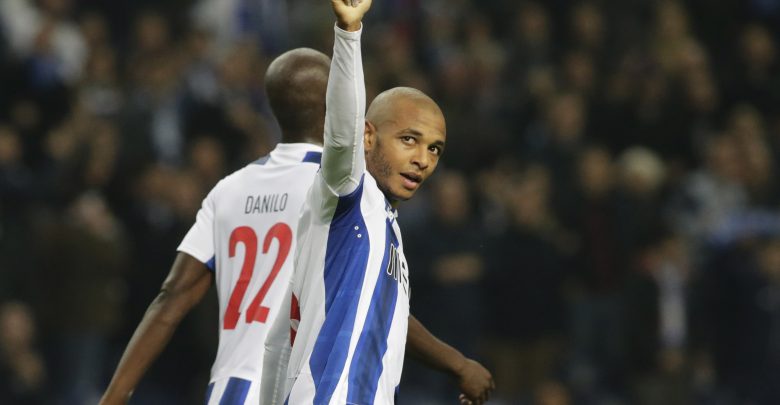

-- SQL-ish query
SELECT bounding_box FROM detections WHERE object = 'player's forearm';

[321,23,366,196]
[260,296,294,405]
[100,292,192,404]
[406,315,468,377]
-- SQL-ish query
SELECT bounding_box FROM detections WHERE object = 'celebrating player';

[272,1,493,404]
[99,6,492,405]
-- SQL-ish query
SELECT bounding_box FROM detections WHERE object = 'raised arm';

[99,253,213,405]
[320,0,372,196]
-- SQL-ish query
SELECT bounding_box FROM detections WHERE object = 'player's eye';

[400,136,415,144]
[429,145,442,155]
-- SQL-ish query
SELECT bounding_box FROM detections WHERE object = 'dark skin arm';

[407,315,495,404]
[99,253,213,405]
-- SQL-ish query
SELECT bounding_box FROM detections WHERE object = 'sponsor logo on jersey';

[385,244,409,297]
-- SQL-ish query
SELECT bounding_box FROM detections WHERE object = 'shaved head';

[265,48,330,143]
[363,86,447,202]
[366,87,445,133]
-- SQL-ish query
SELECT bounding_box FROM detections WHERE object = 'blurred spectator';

[614,147,668,258]
[703,236,780,404]
[623,230,695,405]
[122,9,186,168]
[0,301,47,404]
[484,164,572,402]
[76,11,123,120]
[728,104,780,205]
[0,126,35,300]
[569,147,668,400]
[533,380,571,405]
[728,23,779,114]
[0,0,87,87]
[36,193,127,405]
[180,27,220,105]
[404,170,487,401]
[191,0,289,55]
[567,2,605,55]
[508,2,552,71]
[565,146,627,399]
[523,92,588,212]
[187,136,226,188]
[669,133,748,250]
[181,40,275,167]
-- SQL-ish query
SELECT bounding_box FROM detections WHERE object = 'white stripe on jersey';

[285,173,411,405]
[177,143,322,405]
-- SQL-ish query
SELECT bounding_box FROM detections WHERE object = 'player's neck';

[280,133,323,146]
[379,188,400,209]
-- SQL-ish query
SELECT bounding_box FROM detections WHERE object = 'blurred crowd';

[1,0,780,404]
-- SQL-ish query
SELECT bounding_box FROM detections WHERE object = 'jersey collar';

[257,143,323,165]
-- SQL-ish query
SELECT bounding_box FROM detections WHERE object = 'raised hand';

[331,0,373,32]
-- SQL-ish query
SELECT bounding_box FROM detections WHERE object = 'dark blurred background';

[2,0,780,404]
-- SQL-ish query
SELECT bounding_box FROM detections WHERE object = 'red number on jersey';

[224,227,257,330]
[245,223,292,323]
[223,223,292,330]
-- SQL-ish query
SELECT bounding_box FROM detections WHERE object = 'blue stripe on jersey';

[310,178,370,404]
[205,255,216,272]
[347,218,399,403]
[302,151,322,164]
[218,377,251,405]
[205,382,215,404]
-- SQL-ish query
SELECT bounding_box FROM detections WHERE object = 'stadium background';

[2,0,780,404]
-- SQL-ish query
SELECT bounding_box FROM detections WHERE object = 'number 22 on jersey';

[223,222,292,330]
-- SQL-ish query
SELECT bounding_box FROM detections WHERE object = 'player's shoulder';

[208,165,252,193]
[197,163,264,208]
[214,145,323,192]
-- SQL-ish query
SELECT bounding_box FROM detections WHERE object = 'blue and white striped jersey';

[275,24,412,405]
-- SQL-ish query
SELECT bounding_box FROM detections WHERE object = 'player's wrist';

[336,20,362,32]
[449,352,470,377]
[334,22,363,41]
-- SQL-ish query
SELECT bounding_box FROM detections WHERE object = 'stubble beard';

[367,145,397,200]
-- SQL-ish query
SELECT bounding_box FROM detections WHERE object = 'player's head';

[364,87,446,202]
[265,48,330,144]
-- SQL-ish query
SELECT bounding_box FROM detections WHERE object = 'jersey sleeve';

[259,282,294,405]
[177,183,218,268]
[320,23,366,198]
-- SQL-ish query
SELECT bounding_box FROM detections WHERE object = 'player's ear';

[364,120,377,151]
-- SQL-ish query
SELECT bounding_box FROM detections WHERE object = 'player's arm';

[99,253,213,405]
[407,315,495,405]
[320,0,372,197]
[259,283,294,405]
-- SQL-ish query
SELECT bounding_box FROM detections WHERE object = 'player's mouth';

[400,172,422,190]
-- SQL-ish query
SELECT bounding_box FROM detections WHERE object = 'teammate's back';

[98,48,332,405]
[178,144,322,403]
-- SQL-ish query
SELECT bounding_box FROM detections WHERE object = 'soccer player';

[99,15,492,405]
[273,1,489,404]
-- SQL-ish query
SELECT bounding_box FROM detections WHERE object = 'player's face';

[364,101,446,202]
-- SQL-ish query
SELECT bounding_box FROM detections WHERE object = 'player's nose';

[411,146,430,170]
